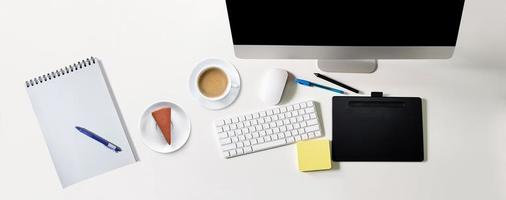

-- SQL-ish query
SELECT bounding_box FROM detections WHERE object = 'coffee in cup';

[197,67,230,100]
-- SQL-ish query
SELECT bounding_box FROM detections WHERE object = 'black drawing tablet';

[332,96,424,162]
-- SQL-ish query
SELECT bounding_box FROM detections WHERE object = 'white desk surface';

[0,0,505,200]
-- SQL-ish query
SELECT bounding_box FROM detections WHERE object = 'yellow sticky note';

[297,139,331,172]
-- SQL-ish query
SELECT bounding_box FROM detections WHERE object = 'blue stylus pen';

[295,78,345,94]
[75,126,122,153]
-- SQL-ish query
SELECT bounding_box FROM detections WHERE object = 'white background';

[0,0,505,200]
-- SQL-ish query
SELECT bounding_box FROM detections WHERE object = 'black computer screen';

[225,0,465,46]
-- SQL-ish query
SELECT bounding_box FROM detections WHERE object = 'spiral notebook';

[26,57,137,188]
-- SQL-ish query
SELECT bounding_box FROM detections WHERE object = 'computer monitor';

[225,0,466,73]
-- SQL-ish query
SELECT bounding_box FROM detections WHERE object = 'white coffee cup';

[195,65,231,101]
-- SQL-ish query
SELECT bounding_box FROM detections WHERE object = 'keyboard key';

[293,123,300,129]
[297,116,303,122]
[294,104,300,110]
[244,147,252,153]
[300,122,307,127]
[286,137,295,143]
[223,151,230,157]
[239,135,246,141]
[229,150,236,157]
[301,134,308,140]
[222,143,236,151]
[272,134,278,140]
[246,114,253,120]
[250,139,258,145]
[284,131,292,137]
[220,138,232,144]
[277,132,285,139]
[295,135,302,141]
[216,126,223,133]
[252,139,287,152]
[308,132,316,138]
[257,137,265,143]
[315,131,322,137]
[218,132,228,139]
[264,136,272,142]
[258,118,265,124]
[260,131,266,136]
[307,119,318,126]
[253,113,260,118]
[232,117,239,123]
[231,137,239,142]
[237,142,244,148]
[272,115,278,121]
[239,115,246,121]
[230,124,237,130]
[237,148,244,155]
[225,118,232,124]
[310,113,317,119]
[244,140,251,146]
[273,128,280,133]
[305,125,319,132]
[307,101,314,107]
[216,120,225,126]
[267,110,273,115]
[305,107,315,113]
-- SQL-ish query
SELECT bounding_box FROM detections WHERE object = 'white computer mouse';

[259,68,288,105]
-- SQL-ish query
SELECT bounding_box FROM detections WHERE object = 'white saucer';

[139,101,191,153]
[189,58,241,110]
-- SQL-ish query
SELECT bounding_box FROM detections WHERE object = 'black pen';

[314,73,360,94]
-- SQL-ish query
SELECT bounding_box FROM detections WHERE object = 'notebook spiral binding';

[25,57,97,88]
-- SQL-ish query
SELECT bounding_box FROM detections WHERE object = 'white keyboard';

[214,101,323,158]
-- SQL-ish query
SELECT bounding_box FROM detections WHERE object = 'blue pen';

[75,126,122,153]
[295,78,345,94]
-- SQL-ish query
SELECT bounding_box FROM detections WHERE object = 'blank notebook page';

[26,58,136,187]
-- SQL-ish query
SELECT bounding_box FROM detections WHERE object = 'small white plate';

[139,101,191,153]
[189,58,241,110]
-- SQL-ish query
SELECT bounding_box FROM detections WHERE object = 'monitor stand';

[317,59,378,73]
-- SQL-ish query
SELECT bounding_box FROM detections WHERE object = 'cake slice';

[151,107,172,145]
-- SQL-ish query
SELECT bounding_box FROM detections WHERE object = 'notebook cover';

[26,57,137,187]
[332,96,424,162]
